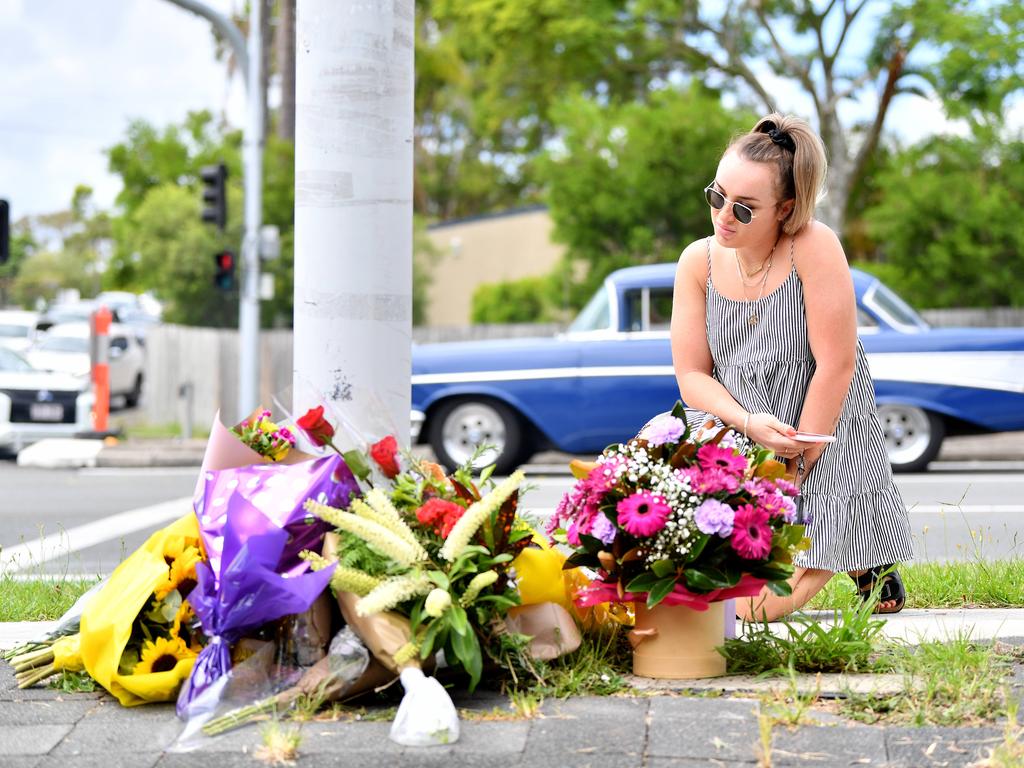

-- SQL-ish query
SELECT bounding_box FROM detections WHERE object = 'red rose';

[369,435,401,479]
[296,405,335,447]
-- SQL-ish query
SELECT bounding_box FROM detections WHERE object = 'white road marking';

[1,496,193,573]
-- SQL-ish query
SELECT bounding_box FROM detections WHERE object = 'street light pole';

[238,0,264,418]
[164,0,262,420]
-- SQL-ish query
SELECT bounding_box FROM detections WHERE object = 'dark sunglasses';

[703,185,756,225]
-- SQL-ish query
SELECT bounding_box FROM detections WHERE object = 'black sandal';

[851,564,906,614]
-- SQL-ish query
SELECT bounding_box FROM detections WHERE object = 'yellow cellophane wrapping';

[78,512,202,706]
[512,531,632,630]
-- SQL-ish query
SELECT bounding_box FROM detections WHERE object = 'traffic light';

[214,250,236,291]
[200,163,227,230]
[0,199,9,266]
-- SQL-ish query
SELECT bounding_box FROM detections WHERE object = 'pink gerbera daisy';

[697,443,748,476]
[730,504,773,559]
[616,492,671,537]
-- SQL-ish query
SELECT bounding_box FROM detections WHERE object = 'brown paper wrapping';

[505,602,582,660]
[322,533,424,676]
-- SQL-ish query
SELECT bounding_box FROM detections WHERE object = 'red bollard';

[90,306,112,433]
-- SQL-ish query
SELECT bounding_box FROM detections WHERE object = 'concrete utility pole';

[164,0,263,420]
[293,0,415,443]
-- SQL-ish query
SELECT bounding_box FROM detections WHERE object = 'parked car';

[26,322,146,407]
[0,346,93,453]
[411,265,1024,474]
[0,310,41,353]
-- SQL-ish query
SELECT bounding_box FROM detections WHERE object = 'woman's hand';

[745,413,805,459]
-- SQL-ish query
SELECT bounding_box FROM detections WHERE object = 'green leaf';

[449,603,470,637]
[651,558,676,578]
[449,626,483,692]
[565,551,601,569]
[767,580,793,597]
[342,449,372,481]
[683,533,711,563]
[419,619,444,658]
[684,567,734,591]
[479,464,496,485]
[625,572,662,593]
[646,576,678,609]
[577,533,604,554]
[426,570,450,590]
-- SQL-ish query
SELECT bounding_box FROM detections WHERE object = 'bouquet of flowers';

[10,513,207,705]
[301,450,531,693]
[549,403,807,611]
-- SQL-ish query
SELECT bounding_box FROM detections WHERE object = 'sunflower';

[155,546,203,600]
[133,636,195,675]
[162,534,204,567]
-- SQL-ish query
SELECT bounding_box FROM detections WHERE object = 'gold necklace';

[734,237,780,284]
[735,250,774,326]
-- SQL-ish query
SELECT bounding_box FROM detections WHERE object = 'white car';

[0,347,93,453]
[0,310,41,353]
[26,323,146,407]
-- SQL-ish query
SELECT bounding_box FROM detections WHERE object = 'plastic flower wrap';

[176,502,337,719]
[551,402,808,611]
[11,513,207,706]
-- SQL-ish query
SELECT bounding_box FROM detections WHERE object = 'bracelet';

[742,412,751,439]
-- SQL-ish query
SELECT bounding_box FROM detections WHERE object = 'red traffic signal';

[214,250,236,291]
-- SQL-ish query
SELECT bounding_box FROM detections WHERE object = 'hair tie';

[767,127,796,153]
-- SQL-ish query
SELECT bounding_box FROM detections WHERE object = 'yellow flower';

[163,534,204,565]
[155,546,203,600]
[171,601,194,637]
[133,636,195,676]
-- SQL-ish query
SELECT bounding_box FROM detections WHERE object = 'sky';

[0,0,245,220]
[0,1,1003,222]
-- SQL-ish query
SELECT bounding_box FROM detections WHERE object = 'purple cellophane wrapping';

[193,455,359,579]
[177,456,357,718]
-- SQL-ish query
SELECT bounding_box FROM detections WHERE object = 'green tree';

[860,135,1024,308]
[432,0,1024,235]
[539,86,750,305]
[118,184,239,326]
[0,220,37,308]
[470,274,563,323]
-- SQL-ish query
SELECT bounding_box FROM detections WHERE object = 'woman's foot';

[849,565,905,614]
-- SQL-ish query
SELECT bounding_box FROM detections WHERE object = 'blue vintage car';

[411,264,1024,473]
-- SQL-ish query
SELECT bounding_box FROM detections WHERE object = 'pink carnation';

[680,466,740,495]
[616,492,670,537]
[697,443,748,476]
[730,504,773,559]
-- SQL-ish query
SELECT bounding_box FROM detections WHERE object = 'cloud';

[0,0,244,217]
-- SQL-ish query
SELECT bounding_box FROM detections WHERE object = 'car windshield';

[868,282,929,331]
[0,347,35,372]
[569,285,612,332]
[0,324,30,338]
[37,336,89,354]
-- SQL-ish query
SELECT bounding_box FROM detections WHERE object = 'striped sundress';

[691,237,914,572]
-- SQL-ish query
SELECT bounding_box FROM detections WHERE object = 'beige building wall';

[423,207,564,326]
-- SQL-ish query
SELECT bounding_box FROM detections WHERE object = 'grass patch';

[116,420,209,440]
[0,577,99,622]
[807,559,1024,611]
[522,627,632,699]
[839,636,1019,726]
[720,588,889,675]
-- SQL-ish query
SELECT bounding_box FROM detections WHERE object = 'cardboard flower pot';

[630,601,727,679]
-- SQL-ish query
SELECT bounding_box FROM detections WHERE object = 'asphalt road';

[1,458,1022,577]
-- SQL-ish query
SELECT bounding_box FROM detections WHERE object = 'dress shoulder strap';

[705,237,713,283]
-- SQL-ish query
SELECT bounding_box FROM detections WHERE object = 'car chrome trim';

[867,352,1024,394]
[412,365,676,385]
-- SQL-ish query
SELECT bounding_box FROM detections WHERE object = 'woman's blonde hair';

[728,113,827,235]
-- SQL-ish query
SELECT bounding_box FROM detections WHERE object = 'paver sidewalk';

[2,612,1022,767]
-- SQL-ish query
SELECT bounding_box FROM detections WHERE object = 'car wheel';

[125,374,143,408]
[878,404,945,473]
[428,398,524,475]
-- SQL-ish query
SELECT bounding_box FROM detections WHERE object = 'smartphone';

[792,431,837,443]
